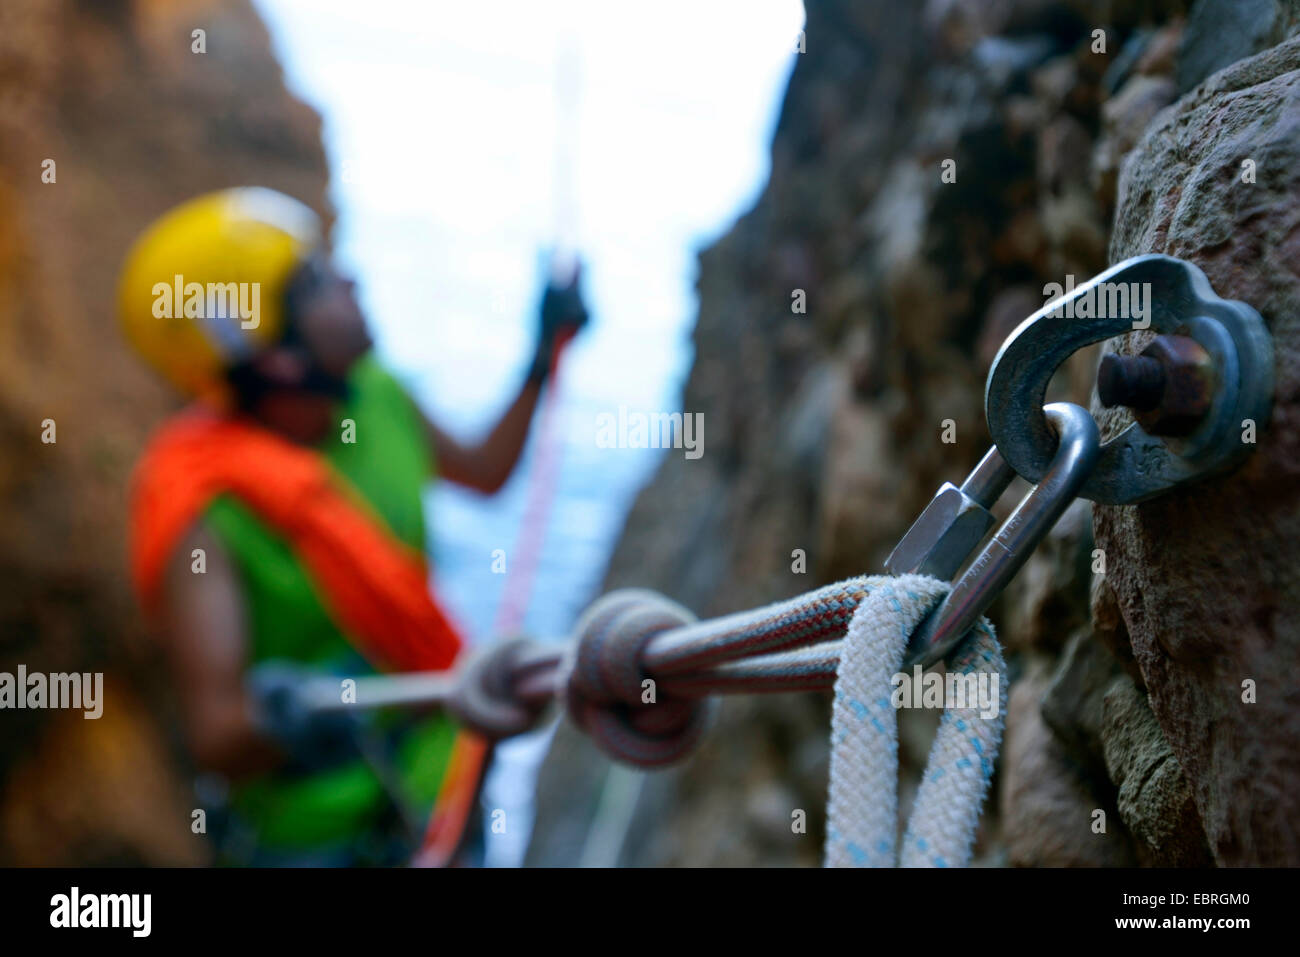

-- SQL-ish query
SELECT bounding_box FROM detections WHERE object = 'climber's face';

[289,256,373,378]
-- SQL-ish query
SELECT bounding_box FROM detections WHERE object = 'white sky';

[253,0,805,426]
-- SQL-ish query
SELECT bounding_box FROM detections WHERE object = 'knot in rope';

[564,589,713,768]
[446,638,548,739]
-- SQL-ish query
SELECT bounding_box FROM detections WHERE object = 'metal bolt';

[1098,353,1165,410]
[1096,334,1215,437]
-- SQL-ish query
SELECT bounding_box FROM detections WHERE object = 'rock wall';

[533,0,1300,866]
[0,0,330,864]
[1099,34,1300,865]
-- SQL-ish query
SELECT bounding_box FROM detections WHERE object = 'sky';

[253,0,804,423]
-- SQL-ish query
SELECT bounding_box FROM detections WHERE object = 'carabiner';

[885,445,1017,582]
[897,402,1100,669]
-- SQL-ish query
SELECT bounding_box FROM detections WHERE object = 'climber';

[117,187,588,866]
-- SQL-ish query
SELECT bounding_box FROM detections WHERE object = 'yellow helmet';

[118,187,323,400]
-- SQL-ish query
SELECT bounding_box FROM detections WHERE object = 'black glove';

[527,269,589,384]
[246,662,364,776]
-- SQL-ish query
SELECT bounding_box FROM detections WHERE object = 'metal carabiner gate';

[888,402,1100,669]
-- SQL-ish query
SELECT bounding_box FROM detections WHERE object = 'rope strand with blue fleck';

[824,574,1006,868]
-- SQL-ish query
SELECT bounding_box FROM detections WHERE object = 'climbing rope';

[309,571,1010,867]
[561,576,1006,866]
[824,574,1005,868]
[298,398,1121,865]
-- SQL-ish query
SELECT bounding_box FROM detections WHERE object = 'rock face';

[0,0,330,864]
[1101,675,1212,866]
[1001,661,1135,866]
[1100,35,1300,865]
[534,0,1300,866]
[1175,0,1300,93]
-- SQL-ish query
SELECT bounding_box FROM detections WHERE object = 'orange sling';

[130,410,462,673]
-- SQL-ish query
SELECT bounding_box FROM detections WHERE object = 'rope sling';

[561,575,1005,867]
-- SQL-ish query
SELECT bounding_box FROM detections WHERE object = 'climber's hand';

[246,662,364,775]
[527,266,589,384]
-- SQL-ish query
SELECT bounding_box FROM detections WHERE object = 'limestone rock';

[1176,0,1300,94]
[1093,73,1177,212]
[1040,628,1124,773]
[1090,575,1143,685]
[536,0,1300,868]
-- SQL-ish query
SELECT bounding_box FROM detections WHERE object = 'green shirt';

[204,354,458,852]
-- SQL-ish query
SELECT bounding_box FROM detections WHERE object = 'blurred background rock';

[0,0,329,865]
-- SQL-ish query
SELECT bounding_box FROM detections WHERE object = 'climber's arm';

[423,382,542,495]
[159,522,282,780]
[422,270,589,494]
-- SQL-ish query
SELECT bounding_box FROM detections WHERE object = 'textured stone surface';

[1090,574,1143,685]
[1001,662,1136,866]
[534,0,1124,866]
[1101,676,1213,866]
[1176,0,1300,94]
[1041,628,1125,773]
[1094,73,1177,212]
[1101,35,1300,864]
